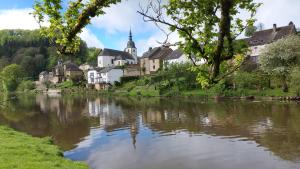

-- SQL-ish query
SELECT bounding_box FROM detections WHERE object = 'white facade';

[102,69,123,84]
[248,45,266,63]
[87,70,100,84]
[87,68,123,85]
[165,54,191,65]
[98,56,115,68]
[125,47,137,63]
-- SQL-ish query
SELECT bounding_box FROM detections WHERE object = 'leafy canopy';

[0,64,25,92]
[259,35,300,76]
[138,0,260,86]
[32,0,120,55]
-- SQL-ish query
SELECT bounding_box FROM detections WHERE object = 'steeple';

[129,29,133,41]
[126,29,136,48]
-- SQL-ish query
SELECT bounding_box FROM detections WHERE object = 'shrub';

[57,81,74,89]
[290,67,300,96]
[0,64,25,92]
[120,76,140,84]
[17,80,35,92]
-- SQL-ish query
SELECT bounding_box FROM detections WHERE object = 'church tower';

[125,29,137,63]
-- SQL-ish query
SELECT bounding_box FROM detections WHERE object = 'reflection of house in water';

[36,94,85,124]
[88,98,139,148]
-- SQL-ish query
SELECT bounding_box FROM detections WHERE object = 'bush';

[290,67,300,96]
[17,80,35,92]
[0,64,25,92]
[233,71,269,90]
[57,81,74,89]
[120,76,140,84]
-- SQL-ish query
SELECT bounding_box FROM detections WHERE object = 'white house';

[164,49,191,65]
[163,49,202,67]
[244,22,297,63]
[87,67,123,85]
[97,30,138,68]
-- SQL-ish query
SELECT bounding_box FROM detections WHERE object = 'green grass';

[0,126,88,169]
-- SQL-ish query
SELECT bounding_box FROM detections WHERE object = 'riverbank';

[0,126,88,169]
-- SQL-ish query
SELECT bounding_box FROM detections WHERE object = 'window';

[90,73,94,78]
[153,65,155,69]
[111,59,114,64]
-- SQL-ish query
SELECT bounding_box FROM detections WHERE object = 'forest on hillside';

[0,29,100,79]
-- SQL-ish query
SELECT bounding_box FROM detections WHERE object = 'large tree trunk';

[211,0,232,82]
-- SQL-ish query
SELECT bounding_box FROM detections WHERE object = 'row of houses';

[39,22,298,90]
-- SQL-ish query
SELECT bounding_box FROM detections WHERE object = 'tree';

[0,64,25,92]
[32,0,120,56]
[257,22,265,31]
[138,0,260,86]
[259,36,300,92]
[245,25,257,37]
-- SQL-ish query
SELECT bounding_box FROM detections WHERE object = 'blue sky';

[1,0,300,56]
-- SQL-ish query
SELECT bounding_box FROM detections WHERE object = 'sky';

[0,0,300,56]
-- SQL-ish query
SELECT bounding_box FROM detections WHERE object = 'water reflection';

[1,95,300,169]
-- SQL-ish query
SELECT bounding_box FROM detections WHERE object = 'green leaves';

[32,0,121,56]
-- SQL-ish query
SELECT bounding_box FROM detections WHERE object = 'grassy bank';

[0,126,88,169]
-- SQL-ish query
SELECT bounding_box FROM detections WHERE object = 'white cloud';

[255,0,300,28]
[91,0,156,34]
[0,8,40,30]
[80,28,104,48]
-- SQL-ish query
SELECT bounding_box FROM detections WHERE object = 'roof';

[141,46,173,60]
[100,48,134,60]
[63,61,81,71]
[244,22,297,46]
[90,66,122,73]
[165,49,184,60]
[39,71,48,75]
[126,29,136,48]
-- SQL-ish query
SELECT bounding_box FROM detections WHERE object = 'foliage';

[120,76,140,84]
[17,80,36,92]
[245,25,257,37]
[32,0,120,55]
[0,64,25,92]
[138,0,260,85]
[0,126,88,169]
[57,80,75,89]
[233,71,270,90]
[259,35,300,92]
[290,67,300,96]
[87,47,101,65]
[0,29,89,79]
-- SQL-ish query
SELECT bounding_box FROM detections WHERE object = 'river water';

[1,94,300,169]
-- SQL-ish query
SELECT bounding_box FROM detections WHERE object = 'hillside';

[0,29,96,79]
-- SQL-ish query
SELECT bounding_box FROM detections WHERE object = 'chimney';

[289,21,294,26]
[148,47,152,51]
[273,24,277,32]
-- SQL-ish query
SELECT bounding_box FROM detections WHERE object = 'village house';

[245,21,297,63]
[123,64,141,77]
[39,60,83,84]
[87,66,123,90]
[98,30,138,68]
[140,46,173,75]
[163,49,200,67]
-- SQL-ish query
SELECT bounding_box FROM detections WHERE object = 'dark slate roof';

[64,61,81,71]
[141,46,173,60]
[244,22,297,46]
[100,48,134,60]
[165,49,184,60]
[39,71,48,75]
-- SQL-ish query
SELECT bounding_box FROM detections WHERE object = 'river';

[0,94,300,169]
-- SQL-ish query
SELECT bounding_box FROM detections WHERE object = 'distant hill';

[0,29,96,79]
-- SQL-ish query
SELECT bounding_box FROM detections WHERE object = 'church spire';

[129,29,133,41]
